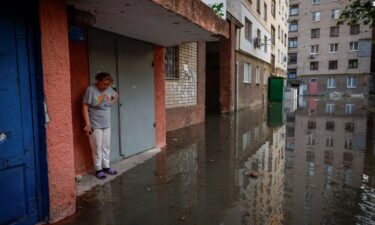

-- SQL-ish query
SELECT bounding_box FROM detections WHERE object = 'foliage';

[338,0,375,27]
[209,3,225,18]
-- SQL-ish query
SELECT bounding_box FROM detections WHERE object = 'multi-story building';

[236,0,288,109]
[287,0,373,96]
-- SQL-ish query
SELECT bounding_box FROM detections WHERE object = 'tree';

[338,0,375,27]
[209,3,225,18]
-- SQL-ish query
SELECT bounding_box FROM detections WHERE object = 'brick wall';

[166,42,198,108]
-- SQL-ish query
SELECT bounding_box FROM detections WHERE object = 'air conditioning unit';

[253,37,262,48]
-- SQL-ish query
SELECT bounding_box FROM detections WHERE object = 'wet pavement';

[57,97,375,225]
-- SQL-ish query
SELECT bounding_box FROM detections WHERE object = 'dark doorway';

[205,42,220,113]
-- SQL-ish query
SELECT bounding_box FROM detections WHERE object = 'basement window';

[165,46,179,79]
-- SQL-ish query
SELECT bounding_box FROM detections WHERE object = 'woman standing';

[82,72,119,179]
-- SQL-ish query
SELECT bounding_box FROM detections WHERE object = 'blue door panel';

[0,5,40,225]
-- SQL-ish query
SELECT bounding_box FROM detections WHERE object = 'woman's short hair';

[95,72,113,82]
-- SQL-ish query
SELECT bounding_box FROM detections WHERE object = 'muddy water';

[57,98,375,225]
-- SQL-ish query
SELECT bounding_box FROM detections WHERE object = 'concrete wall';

[69,31,93,175]
[166,42,206,131]
[39,0,76,222]
[236,51,269,109]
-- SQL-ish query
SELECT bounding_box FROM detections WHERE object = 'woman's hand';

[83,124,92,136]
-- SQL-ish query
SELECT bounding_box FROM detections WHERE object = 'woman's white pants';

[89,128,111,171]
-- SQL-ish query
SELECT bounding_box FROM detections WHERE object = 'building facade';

[236,0,288,110]
[287,0,373,96]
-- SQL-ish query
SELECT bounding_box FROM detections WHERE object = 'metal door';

[0,7,40,225]
[117,38,156,157]
[88,28,122,162]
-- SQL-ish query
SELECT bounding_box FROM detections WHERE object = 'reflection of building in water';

[284,98,368,225]
[235,104,285,225]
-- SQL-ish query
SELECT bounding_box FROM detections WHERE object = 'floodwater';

[57,97,375,225]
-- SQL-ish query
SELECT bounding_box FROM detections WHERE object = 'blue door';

[0,5,42,225]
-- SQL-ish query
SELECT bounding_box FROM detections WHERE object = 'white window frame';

[349,42,358,51]
[245,18,253,42]
[290,5,299,16]
[330,9,340,19]
[244,63,251,84]
[263,69,267,85]
[307,133,316,145]
[329,43,338,53]
[347,76,357,88]
[256,66,260,84]
[312,12,320,22]
[312,0,320,4]
[344,138,353,150]
[345,104,355,115]
[327,78,336,88]
[326,103,335,113]
[326,137,334,147]
[310,45,319,54]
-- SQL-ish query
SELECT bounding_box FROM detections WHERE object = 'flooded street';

[57,98,375,225]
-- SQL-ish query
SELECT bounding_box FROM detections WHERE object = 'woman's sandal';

[95,170,107,179]
[103,168,117,175]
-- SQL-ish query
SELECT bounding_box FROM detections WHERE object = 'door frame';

[25,1,49,222]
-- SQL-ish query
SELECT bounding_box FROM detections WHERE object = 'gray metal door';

[117,38,156,157]
[88,28,122,162]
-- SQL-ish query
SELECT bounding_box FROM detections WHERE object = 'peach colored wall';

[39,0,76,222]
[154,46,167,147]
[69,33,93,175]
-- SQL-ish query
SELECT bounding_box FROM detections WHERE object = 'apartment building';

[287,0,373,96]
[236,0,288,109]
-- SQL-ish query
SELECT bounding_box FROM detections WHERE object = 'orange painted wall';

[38,0,76,222]
[154,46,167,148]
[69,31,93,175]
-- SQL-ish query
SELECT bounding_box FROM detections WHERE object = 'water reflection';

[57,98,375,225]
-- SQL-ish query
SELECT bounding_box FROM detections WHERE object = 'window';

[307,133,316,145]
[344,138,353,150]
[310,45,319,54]
[271,0,276,17]
[348,59,358,69]
[242,131,251,150]
[350,24,360,35]
[244,63,252,83]
[290,5,299,16]
[288,69,297,79]
[245,18,253,42]
[312,12,320,22]
[343,152,353,162]
[311,28,320,38]
[326,121,335,131]
[312,0,320,4]
[345,104,355,115]
[326,137,334,147]
[257,0,261,13]
[264,35,268,53]
[308,120,316,129]
[329,43,338,53]
[330,9,340,19]
[284,34,287,47]
[349,42,358,51]
[165,46,178,79]
[288,53,297,63]
[271,26,275,45]
[328,60,338,70]
[310,61,319,70]
[264,3,268,21]
[288,37,298,48]
[345,122,354,132]
[330,26,339,37]
[263,69,268,84]
[326,103,335,113]
[289,20,298,32]
[281,30,284,43]
[327,78,336,88]
[278,25,281,39]
[347,76,357,88]
[256,66,260,84]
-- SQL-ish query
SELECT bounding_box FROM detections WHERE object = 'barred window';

[165,46,178,79]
